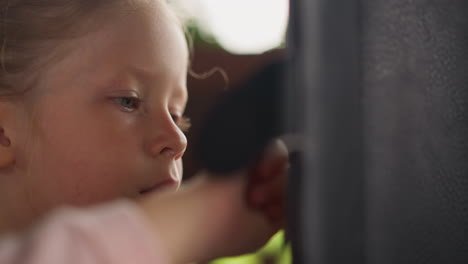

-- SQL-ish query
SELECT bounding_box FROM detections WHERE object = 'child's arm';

[0,176,281,264]
[139,173,279,264]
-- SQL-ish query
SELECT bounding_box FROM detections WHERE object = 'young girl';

[0,0,287,263]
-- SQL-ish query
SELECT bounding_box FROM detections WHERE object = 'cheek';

[24,146,135,209]
[20,117,143,210]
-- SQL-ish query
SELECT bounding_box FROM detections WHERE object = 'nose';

[147,116,187,160]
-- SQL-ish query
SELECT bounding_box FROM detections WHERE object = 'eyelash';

[113,97,142,112]
[113,96,191,133]
[172,115,192,133]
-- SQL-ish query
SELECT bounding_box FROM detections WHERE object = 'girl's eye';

[113,97,141,112]
[172,115,192,133]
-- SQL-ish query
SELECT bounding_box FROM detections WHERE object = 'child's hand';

[247,139,289,229]
[188,139,289,260]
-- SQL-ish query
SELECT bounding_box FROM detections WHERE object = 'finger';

[248,171,287,209]
[255,139,289,180]
[253,164,287,197]
[247,161,287,207]
[265,204,286,228]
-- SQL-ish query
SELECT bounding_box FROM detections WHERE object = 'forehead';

[38,1,189,100]
[97,2,189,80]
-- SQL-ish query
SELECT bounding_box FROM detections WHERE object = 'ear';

[0,126,14,168]
[0,102,16,168]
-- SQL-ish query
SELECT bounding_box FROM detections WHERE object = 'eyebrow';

[126,65,188,107]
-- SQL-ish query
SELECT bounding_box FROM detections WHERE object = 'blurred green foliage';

[208,231,292,264]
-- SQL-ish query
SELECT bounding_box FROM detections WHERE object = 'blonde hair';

[0,0,125,96]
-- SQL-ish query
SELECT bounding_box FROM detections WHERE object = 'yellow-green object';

[209,231,292,264]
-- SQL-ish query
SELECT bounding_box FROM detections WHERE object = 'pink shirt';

[0,200,169,264]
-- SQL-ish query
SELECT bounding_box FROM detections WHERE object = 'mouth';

[139,179,179,195]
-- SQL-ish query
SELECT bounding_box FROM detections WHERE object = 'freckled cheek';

[26,139,139,205]
[41,161,128,204]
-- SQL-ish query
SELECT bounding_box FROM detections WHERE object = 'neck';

[0,217,13,235]
[0,178,34,235]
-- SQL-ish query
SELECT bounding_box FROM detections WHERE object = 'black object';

[289,0,468,264]
[195,61,285,174]
[288,0,364,263]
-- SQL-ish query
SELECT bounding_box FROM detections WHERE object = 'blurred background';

[168,0,288,179]
[167,1,290,263]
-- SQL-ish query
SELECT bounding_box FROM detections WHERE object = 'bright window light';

[171,0,289,54]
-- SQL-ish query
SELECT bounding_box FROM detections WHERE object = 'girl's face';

[2,1,189,226]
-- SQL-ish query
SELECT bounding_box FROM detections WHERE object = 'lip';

[139,179,180,195]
